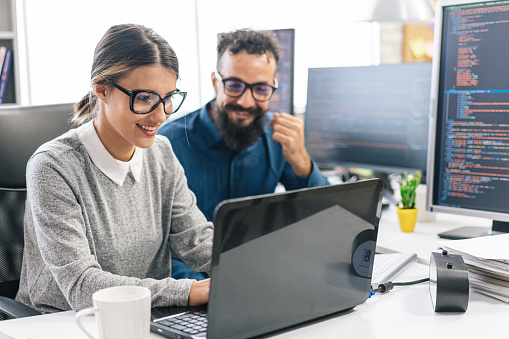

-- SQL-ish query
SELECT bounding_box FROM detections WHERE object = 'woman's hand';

[188,278,211,306]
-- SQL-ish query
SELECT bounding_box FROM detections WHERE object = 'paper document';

[436,233,509,260]
[436,233,509,303]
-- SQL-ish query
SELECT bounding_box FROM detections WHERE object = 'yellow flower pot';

[396,207,418,232]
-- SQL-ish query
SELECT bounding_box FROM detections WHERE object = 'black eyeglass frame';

[215,71,278,102]
[102,78,187,115]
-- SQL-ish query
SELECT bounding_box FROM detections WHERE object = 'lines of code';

[437,1,509,213]
[304,63,430,175]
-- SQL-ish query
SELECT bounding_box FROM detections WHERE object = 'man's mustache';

[224,104,264,116]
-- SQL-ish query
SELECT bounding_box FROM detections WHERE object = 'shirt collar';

[76,120,143,186]
[200,101,225,147]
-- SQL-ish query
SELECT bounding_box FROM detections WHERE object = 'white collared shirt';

[76,120,143,185]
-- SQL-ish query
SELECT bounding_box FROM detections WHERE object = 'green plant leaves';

[399,172,421,209]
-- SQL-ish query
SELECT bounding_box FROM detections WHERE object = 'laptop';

[151,179,384,339]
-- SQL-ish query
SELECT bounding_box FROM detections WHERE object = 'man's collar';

[201,101,224,147]
[76,120,143,185]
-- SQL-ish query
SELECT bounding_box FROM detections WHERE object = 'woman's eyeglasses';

[103,78,187,115]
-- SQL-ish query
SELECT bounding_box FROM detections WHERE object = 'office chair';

[0,188,40,320]
[0,103,75,320]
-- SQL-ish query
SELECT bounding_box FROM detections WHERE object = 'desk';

[376,205,491,264]
[0,208,506,339]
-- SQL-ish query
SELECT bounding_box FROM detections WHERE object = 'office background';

[11,0,421,116]
[5,2,509,337]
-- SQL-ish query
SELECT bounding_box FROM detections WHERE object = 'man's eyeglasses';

[215,71,277,102]
[103,78,187,115]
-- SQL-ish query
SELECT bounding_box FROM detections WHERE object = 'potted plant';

[397,172,421,232]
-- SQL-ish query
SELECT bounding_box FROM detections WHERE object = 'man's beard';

[214,103,267,152]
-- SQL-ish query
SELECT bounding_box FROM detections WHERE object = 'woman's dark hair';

[216,28,280,70]
[73,24,179,125]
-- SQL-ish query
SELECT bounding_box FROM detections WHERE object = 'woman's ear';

[93,77,108,103]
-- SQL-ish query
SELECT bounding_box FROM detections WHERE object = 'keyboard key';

[176,324,192,330]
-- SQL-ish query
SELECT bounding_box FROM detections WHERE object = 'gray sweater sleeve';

[16,134,213,313]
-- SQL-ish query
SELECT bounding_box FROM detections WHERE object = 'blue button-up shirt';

[158,101,330,221]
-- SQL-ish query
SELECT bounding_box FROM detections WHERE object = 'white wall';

[21,0,379,114]
[195,0,378,113]
[22,0,199,113]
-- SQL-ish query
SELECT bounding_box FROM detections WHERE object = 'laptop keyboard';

[154,311,208,337]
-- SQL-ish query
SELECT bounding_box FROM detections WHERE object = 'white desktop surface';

[0,263,506,339]
[0,208,506,339]
[376,205,491,264]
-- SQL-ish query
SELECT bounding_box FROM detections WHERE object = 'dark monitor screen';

[305,63,431,182]
[268,28,295,115]
[428,0,509,236]
[0,103,75,189]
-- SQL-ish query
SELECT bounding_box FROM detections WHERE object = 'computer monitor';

[0,103,75,189]
[268,28,295,115]
[427,0,509,238]
[305,63,431,197]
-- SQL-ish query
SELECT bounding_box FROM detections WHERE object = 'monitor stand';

[437,220,509,240]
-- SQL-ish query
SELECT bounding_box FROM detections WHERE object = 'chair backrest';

[0,103,75,303]
[0,189,26,299]
[0,103,76,188]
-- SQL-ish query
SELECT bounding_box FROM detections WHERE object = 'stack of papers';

[437,233,509,303]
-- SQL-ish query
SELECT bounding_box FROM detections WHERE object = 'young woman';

[16,24,212,313]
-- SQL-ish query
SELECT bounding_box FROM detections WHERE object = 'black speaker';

[429,249,469,312]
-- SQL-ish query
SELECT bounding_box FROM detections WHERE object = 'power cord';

[371,277,430,295]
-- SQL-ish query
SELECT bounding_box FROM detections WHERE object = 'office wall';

[195,0,377,113]
[22,0,200,113]
[21,0,379,114]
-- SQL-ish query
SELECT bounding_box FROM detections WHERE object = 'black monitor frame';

[426,0,509,238]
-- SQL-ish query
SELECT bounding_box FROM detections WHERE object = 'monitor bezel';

[314,159,426,183]
[426,0,509,223]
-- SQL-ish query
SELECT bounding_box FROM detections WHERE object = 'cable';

[371,277,430,294]
[393,277,430,286]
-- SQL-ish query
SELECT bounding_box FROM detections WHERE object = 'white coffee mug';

[75,286,151,339]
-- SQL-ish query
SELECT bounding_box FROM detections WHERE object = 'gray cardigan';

[16,130,213,313]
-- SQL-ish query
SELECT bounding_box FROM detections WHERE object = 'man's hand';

[268,112,312,177]
[188,278,210,306]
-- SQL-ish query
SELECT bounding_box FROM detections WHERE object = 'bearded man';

[158,28,330,279]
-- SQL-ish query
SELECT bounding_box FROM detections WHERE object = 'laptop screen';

[208,179,383,338]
